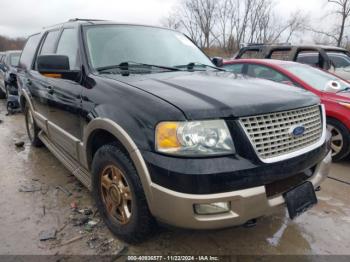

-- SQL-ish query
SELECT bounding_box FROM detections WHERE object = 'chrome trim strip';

[239,104,327,163]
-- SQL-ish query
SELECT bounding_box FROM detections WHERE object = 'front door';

[44,28,83,159]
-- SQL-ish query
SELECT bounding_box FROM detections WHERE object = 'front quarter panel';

[81,75,186,155]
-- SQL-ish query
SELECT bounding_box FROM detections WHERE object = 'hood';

[105,71,320,119]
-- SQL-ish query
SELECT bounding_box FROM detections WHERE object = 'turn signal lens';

[155,122,181,150]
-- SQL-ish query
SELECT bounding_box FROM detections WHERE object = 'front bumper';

[148,151,331,229]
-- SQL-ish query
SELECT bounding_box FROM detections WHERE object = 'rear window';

[19,33,42,70]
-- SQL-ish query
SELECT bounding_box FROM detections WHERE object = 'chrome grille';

[240,105,323,160]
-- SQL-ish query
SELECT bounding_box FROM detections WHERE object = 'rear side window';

[240,50,262,59]
[56,29,79,70]
[270,50,291,60]
[40,30,60,55]
[19,33,42,70]
[296,52,320,67]
[328,53,350,68]
[223,63,243,74]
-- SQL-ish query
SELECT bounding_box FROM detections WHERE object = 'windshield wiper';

[337,87,350,93]
[96,62,181,74]
[175,62,225,71]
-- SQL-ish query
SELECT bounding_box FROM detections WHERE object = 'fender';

[81,117,154,204]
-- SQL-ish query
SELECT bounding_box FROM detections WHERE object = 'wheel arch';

[82,118,153,203]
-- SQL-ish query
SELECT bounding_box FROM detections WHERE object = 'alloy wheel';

[328,124,344,157]
[100,165,132,225]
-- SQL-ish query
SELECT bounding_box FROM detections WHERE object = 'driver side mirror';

[37,55,80,81]
[212,57,224,67]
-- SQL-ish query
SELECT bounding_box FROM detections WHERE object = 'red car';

[223,59,350,161]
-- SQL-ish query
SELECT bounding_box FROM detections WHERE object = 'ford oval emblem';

[289,125,305,137]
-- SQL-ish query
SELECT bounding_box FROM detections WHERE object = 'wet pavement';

[0,101,349,256]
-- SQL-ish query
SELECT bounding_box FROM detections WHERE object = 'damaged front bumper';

[147,151,331,229]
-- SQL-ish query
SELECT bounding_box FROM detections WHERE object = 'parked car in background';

[235,44,350,81]
[0,52,5,63]
[0,50,21,99]
[224,59,350,161]
[17,19,331,243]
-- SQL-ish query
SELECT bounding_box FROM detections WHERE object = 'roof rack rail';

[68,18,107,22]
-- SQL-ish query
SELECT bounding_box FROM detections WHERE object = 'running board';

[39,131,92,190]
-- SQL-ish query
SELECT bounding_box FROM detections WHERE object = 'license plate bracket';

[284,181,317,219]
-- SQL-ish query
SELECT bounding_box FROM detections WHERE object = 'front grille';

[240,105,323,160]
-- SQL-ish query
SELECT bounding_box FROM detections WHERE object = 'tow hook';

[243,218,257,228]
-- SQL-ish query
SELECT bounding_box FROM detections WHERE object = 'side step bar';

[39,131,92,190]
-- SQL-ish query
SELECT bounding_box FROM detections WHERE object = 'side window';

[19,33,42,70]
[270,50,291,60]
[240,49,262,59]
[246,64,291,83]
[328,54,350,68]
[40,30,60,55]
[223,63,243,74]
[296,52,320,67]
[56,29,79,70]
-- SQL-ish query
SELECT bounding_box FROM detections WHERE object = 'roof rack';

[68,18,107,22]
[242,43,292,48]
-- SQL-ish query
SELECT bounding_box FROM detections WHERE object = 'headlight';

[155,120,235,156]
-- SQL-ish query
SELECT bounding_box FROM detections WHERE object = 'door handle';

[47,85,54,95]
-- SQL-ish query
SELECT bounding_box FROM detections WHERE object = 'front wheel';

[24,104,43,147]
[91,144,156,243]
[327,118,350,161]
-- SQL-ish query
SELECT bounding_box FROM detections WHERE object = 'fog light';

[194,202,230,215]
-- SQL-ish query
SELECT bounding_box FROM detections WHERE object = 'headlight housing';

[155,120,235,156]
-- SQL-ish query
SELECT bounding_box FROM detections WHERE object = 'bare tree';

[328,0,350,46]
[161,0,309,55]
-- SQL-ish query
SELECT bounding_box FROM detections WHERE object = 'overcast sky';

[0,0,329,40]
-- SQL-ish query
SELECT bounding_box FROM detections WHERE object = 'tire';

[91,144,156,243]
[0,82,6,99]
[327,118,350,162]
[24,104,43,147]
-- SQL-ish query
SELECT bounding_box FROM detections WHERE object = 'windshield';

[84,25,213,72]
[283,64,350,91]
[327,52,350,68]
[10,53,20,67]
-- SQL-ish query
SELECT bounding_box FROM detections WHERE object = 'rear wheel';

[24,104,43,147]
[327,118,350,161]
[0,82,6,99]
[91,144,156,243]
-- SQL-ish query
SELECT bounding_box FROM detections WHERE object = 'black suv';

[17,20,331,243]
[0,50,21,98]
